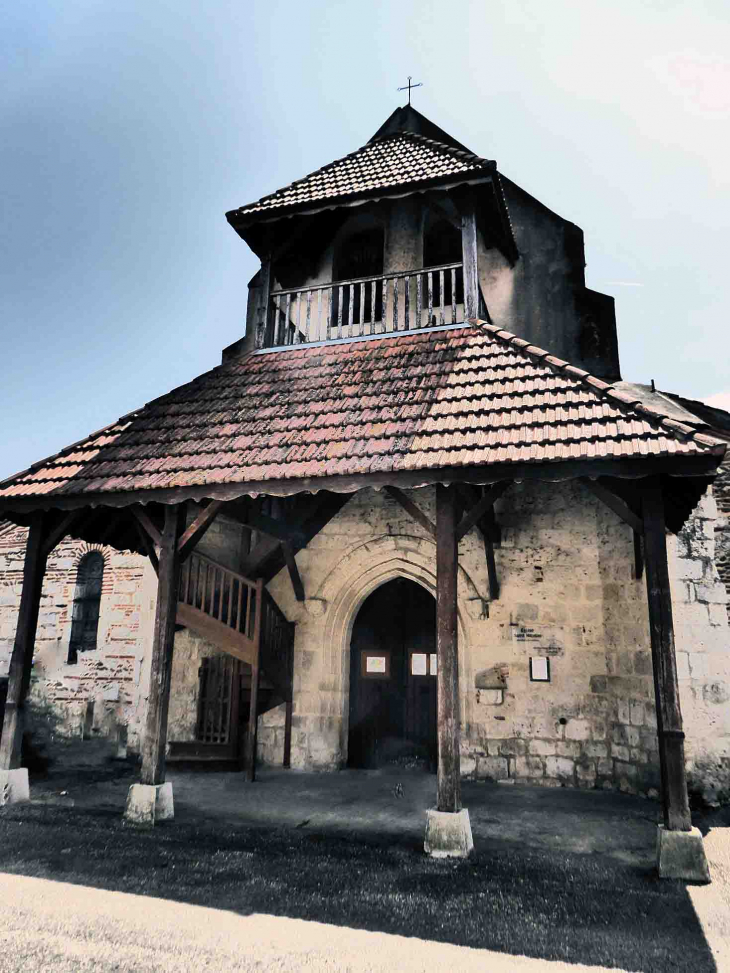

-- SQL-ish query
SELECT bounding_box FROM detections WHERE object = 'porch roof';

[0,322,724,511]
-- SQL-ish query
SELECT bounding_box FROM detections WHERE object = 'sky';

[2,0,729,480]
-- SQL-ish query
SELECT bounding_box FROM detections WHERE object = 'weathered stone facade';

[2,476,728,803]
[0,522,157,751]
[251,481,730,802]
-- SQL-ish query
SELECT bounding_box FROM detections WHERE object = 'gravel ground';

[0,871,629,973]
[0,798,719,973]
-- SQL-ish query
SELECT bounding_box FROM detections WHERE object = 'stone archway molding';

[308,533,484,761]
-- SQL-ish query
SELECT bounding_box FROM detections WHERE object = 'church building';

[1,105,729,879]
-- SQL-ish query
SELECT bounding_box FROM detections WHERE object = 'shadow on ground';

[0,759,717,973]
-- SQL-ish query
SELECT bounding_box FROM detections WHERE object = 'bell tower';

[224,105,620,381]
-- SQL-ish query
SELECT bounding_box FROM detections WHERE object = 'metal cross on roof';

[397,76,422,105]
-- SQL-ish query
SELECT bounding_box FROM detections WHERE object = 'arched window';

[67,552,104,664]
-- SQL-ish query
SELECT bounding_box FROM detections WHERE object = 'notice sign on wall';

[530,656,551,682]
[411,653,428,675]
[367,656,386,673]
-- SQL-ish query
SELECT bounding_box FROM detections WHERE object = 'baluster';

[275,298,282,347]
[451,267,457,323]
[382,278,389,334]
[218,570,224,620]
[347,283,354,335]
[236,581,243,632]
[416,272,423,330]
[439,269,445,325]
[181,559,189,604]
[305,289,312,343]
[393,277,399,332]
[404,275,410,330]
[428,271,433,326]
[328,286,334,338]
[359,282,365,336]
[368,280,375,335]
[337,285,343,338]
[284,293,292,346]
[295,292,302,343]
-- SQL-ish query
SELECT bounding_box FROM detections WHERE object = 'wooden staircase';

[169,551,295,778]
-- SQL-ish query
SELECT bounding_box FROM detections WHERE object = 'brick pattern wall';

[0,522,155,748]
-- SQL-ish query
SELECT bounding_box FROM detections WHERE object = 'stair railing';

[179,551,260,642]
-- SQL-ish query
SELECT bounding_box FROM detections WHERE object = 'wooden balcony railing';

[263,262,465,348]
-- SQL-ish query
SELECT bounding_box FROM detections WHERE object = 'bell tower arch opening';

[347,577,437,771]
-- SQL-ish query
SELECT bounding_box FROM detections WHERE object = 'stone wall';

[713,453,730,626]
[259,481,730,802]
[0,523,156,751]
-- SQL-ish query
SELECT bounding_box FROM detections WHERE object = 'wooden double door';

[348,578,437,770]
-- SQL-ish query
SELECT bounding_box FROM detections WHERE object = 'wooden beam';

[461,195,479,320]
[140,504,185,786]
[484,534,500,601]
[282,542,305,602]
[134,519,159,576]
[240,493,351,582]
[384,486,436,538]
[178,500,224,562]
[633,530,644,581]
[436,484,461,814]
[42,509,85,556]
[244,579,264,782]
[257,257,272,349]
[642,482,692,832]
[131,506,162,548]
[580,478,643,534]
[0,513,49,770]
[456,481,512,542]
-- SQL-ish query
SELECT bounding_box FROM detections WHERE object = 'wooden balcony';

[261,262,465,349]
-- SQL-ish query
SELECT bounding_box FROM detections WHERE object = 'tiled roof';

[0,324,724,504]
[228,133,495,219]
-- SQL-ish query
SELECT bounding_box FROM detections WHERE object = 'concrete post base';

[124,782,174,825]
[657,825,711,883]
[0,768,30,806]
[424,807,474,858]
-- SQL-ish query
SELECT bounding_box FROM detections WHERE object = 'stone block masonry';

[257,479,730,802]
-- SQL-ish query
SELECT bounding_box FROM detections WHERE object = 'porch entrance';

[347,578,437,770]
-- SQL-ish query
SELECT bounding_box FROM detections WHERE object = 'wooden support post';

[245,579,264,782]
[0,514,48,771]
[140,504,185,786]
[436,484,461,813]
[461,196,479,321]
[642,482,692,832]
[257,258,272,349]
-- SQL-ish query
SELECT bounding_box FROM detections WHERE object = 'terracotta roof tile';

[0,323,725,504]
[228,133,494,219]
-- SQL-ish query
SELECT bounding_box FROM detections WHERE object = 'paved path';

[0,871,625,973]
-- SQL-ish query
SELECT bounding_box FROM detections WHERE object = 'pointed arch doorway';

[347,578,437,770]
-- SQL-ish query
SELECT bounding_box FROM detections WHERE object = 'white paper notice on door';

[366,656,386,674]
[430,654,438,675]
[411,653,427,675]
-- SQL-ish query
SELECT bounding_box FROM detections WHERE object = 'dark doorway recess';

[348,578,437,770]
